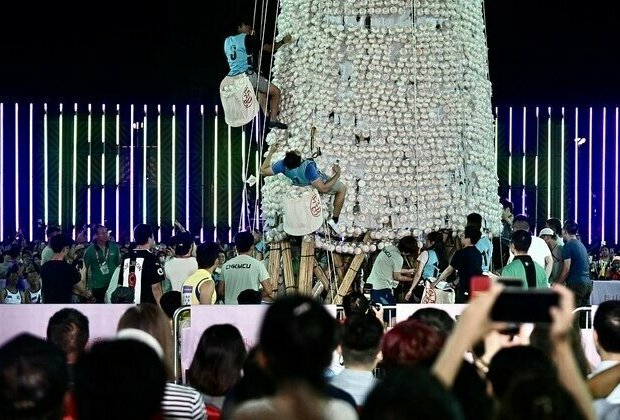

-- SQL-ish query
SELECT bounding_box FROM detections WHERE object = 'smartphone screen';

[491,289,560,323]
[363,283,373,301]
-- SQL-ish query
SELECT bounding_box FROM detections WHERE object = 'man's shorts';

[319,173,345,195]
[246,69,270,94]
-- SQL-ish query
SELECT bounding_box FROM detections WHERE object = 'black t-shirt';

[118,249,164,304]
[450,246,483,295]
[40,260,81,303]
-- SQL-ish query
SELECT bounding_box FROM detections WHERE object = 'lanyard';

[95,244,110,265]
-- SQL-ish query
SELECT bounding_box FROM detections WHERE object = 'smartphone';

[496,277,525,288]
[363,283,373,302]
[491,289,560,323]
[470,275,491,296]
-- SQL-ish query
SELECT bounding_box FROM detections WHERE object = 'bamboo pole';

[298,237,315,295]
[313,259,330,292]
[333,252,365,305]
[281,239,296,294]
[332,253,346,284]
[312,281,324,299]
[268,241,282,298]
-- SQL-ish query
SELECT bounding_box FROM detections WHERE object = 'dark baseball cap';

[174,232,194,256]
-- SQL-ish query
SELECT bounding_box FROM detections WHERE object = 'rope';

[235,0,270,234]
[410,0,420,231]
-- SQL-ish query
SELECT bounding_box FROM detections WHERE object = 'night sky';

[1,0,619,105]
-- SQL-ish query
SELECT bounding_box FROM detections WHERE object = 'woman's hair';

[426,231,448,271]
[187,324,247,396]
[530,324,591,378]
[75,340,166,420]
[259,295,339,392]
[496,375,585,420]
[487,346,556,399]
[361,367,464,420]
[117,304,173,378]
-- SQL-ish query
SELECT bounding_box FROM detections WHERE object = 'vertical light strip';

[0,103,3,239]
[560,107,565,222]
[185,105,190,231]
[143,105,147,224]
[574,107,579,222]
[172,105,176,236]
[101,104,106,225]
[588,107,593,244]
[522,107,526,215]
[602,107,607,244]
[29,104,33,241]
[130,105,135,239]
[547,107,552,220]
[15,104,19,233]
[85,104,91,240]
[201,105,205,242]
[241,129,246,231]
[534,107,539,188]
[44,104,48,229]
[157,104,162,242]
[58,104,63,227]
[227,125,232,242]
[73,104,80,239]
[213,105,218,241]
[508,107,513,202]
[115,104,120,242]
[615,107,619,245]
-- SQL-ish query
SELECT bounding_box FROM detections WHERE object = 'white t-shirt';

[366,245,403,290]
[164,257,198,292]
[508,235,551,272]
[590,360,620,420]
[221,254,270,304]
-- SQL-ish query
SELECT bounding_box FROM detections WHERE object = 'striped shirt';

[162,383,206,420]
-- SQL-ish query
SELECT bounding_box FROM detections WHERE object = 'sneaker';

[268,120,288,129]
[327,219,340,236]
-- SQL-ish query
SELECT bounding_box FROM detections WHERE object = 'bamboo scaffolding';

[312,281,324,299]
[332,253,346,284]
[298,237,315,295]
[268,241,281,298]
[333,252,365,305]
[313,259,331,292]
[281,239,296,294]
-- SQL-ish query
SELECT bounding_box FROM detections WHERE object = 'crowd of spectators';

[2,285,620,419]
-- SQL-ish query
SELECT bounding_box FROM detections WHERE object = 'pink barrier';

[0,304,134,347]
[0,304,603,375]
[396,304,468,323]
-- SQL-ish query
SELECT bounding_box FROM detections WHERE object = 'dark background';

[1,0,619,105]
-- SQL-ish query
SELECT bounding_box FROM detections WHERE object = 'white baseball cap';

[539,228,556,237]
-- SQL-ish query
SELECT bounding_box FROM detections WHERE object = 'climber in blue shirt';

[260,143,347,234]
[224,17,291,129]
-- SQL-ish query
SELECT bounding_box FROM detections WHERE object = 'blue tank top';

[224,34,252,76]
[284,160,316,186]
[422,249,439,279]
